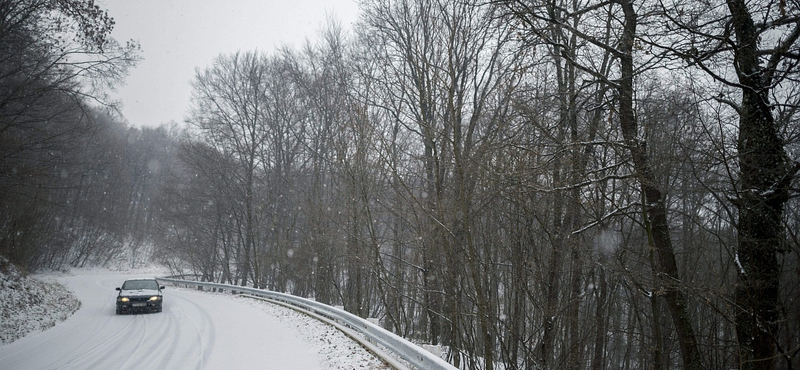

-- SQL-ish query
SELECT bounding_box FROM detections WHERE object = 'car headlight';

[120,297,129,302]
[149,296,160,301]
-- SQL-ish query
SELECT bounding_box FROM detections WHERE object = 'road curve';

[0,273,326,370]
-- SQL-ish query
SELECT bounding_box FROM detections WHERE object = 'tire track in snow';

[63,315,146,369]
[103,314,152,370]
[124,298,207,370]
[49,278,146,369]
[165,290,217,369]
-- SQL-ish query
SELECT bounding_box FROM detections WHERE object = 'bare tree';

[0,0,139,266]
[496,0,705,368]
[188,51,272,286]
[652,0,800,367]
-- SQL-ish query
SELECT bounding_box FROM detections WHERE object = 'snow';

[186,287,391,370]
[734,252,746,275]
[0,265,390,370]
[0,257,81,344]
[592,228,622,257]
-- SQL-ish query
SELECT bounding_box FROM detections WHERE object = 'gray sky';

[99,0,361,128]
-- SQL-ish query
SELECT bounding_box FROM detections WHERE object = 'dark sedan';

[115,278,164,314]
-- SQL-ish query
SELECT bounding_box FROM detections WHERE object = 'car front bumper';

[116,298,162,313]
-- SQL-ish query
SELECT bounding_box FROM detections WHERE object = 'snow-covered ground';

[0,257,81,344]
[200,288,392,370]
[0,265,390,369]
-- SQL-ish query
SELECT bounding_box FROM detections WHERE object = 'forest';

[1,0,798,369]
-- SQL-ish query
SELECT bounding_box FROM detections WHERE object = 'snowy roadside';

[0,257,81,344]
[174,286,393,370]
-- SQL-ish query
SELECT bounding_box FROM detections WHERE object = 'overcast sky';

[99,0,361,128]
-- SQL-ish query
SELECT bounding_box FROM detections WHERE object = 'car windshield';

[121,280,159,290]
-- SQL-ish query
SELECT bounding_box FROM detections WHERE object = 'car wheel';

[116,307,122,315]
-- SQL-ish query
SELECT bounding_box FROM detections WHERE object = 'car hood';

[119,289,161,296]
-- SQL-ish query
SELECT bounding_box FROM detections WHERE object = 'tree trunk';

[725,1,797,369]
[616,2,703,370]
[591,265,608,370]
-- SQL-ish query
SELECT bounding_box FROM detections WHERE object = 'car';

[115,278,164,314]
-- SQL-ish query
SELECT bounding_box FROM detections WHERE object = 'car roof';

[123,278,158,281]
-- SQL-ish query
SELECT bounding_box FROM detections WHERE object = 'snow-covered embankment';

[0,257,80,344]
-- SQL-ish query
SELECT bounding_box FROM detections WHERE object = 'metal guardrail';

[158,277,458,370]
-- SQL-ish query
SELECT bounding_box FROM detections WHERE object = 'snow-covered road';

[0,273,388,370]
